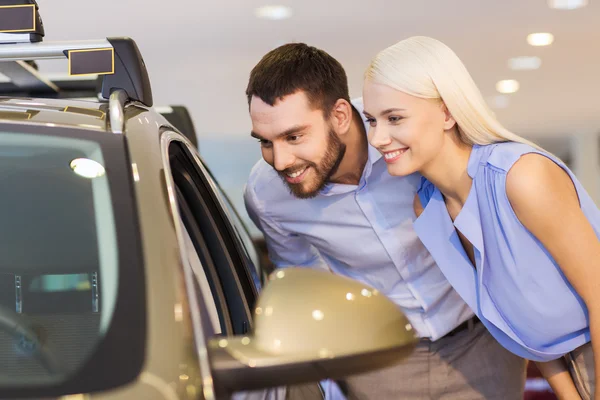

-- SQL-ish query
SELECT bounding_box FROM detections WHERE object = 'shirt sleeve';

[243,183,327,270]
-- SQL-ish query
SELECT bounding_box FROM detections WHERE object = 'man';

[243,43,526,399]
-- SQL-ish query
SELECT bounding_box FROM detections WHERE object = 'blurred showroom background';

[35,0,600,236]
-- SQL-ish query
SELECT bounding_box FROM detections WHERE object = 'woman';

[362,36,600,400]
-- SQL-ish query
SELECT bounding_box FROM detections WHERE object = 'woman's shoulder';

[475,142,556,174]
[472,142,576,218]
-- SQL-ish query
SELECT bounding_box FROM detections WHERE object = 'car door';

[161,130,325,399]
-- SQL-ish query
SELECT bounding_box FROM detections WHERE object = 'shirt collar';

[466,144,483,178]
[319,143,382,196]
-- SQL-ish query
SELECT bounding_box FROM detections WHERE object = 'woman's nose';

[368,126,393,149]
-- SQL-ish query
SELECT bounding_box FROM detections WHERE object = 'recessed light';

[508,56,542,71]
[496,80,520,94]
[548,0,587,9]
[255,5,292,20]
[527,33,554,47]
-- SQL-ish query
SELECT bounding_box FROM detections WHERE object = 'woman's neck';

[420,135,473,208]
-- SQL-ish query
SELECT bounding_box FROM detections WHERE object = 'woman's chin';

[386,163,415,177]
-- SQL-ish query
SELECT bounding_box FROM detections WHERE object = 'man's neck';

[329,107,369,186]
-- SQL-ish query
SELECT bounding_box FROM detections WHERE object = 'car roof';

[0,96,111,132]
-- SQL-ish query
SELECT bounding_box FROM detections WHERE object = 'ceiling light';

[527,33,554,47]
[255,5,292,20]
[496,80,520,94]
[312,310,325,321]
[508,56,542,71]
[548,0,587,9]
[70,158,105,179]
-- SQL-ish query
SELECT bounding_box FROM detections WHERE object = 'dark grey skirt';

[565,341,595,400]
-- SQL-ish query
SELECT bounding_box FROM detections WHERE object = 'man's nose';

[273,146,296,172]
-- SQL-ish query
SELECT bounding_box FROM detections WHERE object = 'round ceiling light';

[527,33,554,47]
[255,5,293,20]
[548,0,587,9]
[496,80,520,94]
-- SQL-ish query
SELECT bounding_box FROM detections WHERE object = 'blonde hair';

[365,36,542,149]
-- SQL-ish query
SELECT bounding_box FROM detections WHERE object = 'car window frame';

[175,184,233,335]
[179,142,261,304]
[160,130,217,399]
[199,163,265,288]
[166,137,255,333]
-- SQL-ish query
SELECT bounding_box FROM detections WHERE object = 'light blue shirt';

[244,99,473,340]
[414,142,600,361]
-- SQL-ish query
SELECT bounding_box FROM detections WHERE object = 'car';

[0,2,418,399]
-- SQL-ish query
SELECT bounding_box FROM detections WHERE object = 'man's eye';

[288,135,301,142]
[258,139,272,147]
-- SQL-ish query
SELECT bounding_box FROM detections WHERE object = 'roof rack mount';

[0,38,153,106]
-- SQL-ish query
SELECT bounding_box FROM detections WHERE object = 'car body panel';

[90,105,208,400]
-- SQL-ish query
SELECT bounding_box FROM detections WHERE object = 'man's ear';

[441,102,457,131]
[329,99,353,135]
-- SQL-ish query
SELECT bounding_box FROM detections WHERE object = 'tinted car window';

[0,130,121,386]
[202,168,263,290]
[169,139,260,325]
[180,219,223,335]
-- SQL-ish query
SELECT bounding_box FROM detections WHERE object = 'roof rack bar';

[0,37,152,106]
[0,39,111,61]
[0,60,58,92]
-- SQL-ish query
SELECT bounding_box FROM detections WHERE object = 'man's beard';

[279,129,346,199]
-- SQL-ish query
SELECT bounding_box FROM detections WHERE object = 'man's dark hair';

[246,43,350,116]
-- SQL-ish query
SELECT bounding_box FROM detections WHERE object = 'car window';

[180,218,222,335]
[175,181,232,335]
[201,166,263,290]
[181,145,261,300]
[166,135,254,335]
[0,129,129,387]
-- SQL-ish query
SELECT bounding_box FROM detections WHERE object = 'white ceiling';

[33,0,600,143]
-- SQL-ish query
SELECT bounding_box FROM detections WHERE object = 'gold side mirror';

[209,267,418,395]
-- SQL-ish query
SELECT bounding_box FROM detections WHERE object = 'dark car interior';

[0,142,102,385]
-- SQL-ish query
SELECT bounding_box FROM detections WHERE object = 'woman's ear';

[441,103,457,131]
[329,99,353,135]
